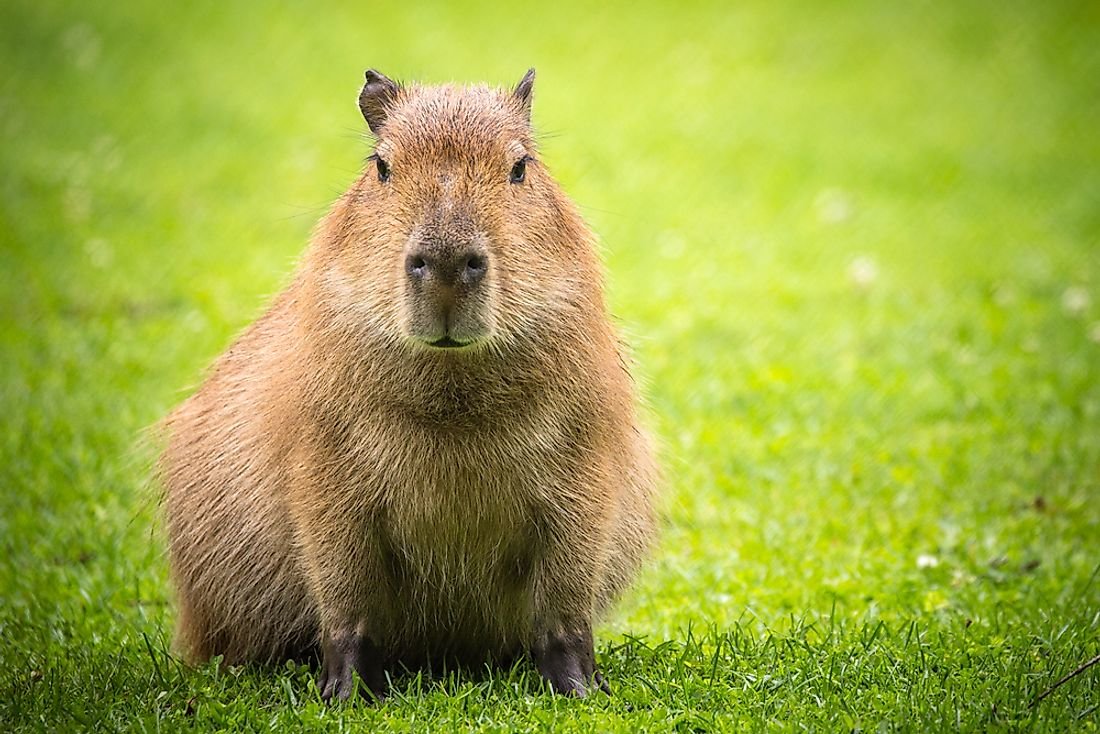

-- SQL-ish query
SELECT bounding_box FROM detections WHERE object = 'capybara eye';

[509,156,528,184]
[375,155,391,183]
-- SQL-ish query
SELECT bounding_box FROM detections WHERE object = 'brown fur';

[158,70,657,697]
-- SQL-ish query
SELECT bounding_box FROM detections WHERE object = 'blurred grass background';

[1,0,1098,730]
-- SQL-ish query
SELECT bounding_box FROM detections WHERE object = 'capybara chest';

[382,461,538,592]
[378,463,542,658]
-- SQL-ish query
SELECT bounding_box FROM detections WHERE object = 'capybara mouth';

[428,336,469,349]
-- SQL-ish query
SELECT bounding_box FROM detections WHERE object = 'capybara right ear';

[512,68,536,122]
[359,70,400,134]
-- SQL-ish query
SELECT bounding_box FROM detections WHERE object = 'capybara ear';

[359,69,400,133]
[512,68,535,122]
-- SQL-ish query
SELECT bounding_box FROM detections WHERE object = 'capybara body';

[159,69,657,700]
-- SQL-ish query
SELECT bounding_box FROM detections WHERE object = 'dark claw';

[531,622,610,697]
[317,629,387,704]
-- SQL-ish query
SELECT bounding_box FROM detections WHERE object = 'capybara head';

[312,69,599,357]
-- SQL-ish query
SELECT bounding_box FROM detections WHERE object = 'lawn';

[1,0,1098,730]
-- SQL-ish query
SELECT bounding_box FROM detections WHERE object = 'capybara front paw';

[317,664,354,703]
[318,629,386,703]
[531,624,608,698]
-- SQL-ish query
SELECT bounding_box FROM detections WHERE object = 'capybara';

[159,68,658,701]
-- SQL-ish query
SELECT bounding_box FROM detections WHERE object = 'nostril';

[406,254,428,278]
[464,255,487,279]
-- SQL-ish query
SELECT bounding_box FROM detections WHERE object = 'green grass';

[2,0,1098,730]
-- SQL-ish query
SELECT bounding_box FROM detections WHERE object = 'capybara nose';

[405,246,488,287]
